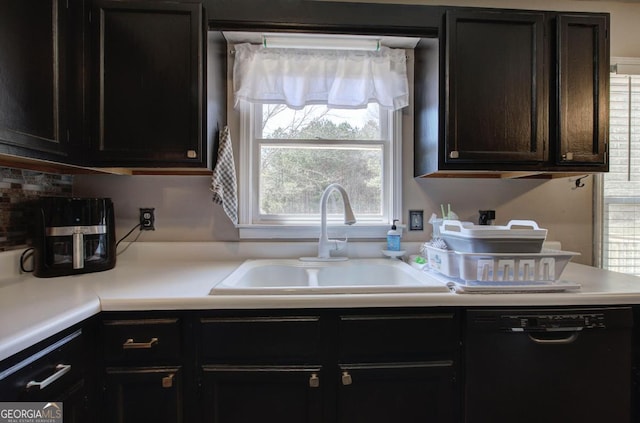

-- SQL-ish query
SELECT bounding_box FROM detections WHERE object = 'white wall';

[74,0,640,265]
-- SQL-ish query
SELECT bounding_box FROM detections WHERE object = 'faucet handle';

[332,235,348,252]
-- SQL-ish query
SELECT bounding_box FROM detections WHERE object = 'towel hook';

[574,175,589,189]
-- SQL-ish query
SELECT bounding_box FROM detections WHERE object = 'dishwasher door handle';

[527,332,580,345]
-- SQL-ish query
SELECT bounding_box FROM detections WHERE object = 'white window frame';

[595,57,640,272]
[236,101,403,239]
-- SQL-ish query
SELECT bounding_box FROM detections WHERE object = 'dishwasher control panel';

[500,313,606,331]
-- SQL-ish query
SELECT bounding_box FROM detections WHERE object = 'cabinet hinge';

[66,129,70,143]
[88,9,91,24]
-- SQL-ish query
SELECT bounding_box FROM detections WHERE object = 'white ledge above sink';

[209,258,450,295]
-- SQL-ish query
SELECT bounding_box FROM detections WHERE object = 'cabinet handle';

[341,371,352,386]
[162,373,175,388]
[449,150,459,159]
[309,373,320,388]
[122,337,159,349]
[562,152,574,161]
[26,364,71,390]
[187,150,197,158]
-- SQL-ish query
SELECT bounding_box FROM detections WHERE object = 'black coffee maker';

[34,197,116,277]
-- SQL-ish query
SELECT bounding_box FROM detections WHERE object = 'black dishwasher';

[465,307,632,423]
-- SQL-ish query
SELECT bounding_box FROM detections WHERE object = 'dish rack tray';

[424,245,579,282]
[439,219,547,253]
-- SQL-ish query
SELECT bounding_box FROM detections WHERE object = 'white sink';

[209,258,449,295]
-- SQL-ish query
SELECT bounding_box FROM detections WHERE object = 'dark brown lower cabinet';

[104,366,183,423]
[55,379,91,423]
[3,367,90,421]
[201,366,323,423]
[0,320,98,423]
[336,362,455,423]
[197,309,459,423]
[100,313,187,423]
[200,362,455,423]
[8,305,639,423]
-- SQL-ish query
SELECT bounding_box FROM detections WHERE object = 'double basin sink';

[209,258,449,295]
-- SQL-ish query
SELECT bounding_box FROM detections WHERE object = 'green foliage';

[260,116,383,215]
[267,117,380,140]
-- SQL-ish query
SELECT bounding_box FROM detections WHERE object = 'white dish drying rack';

[421,244,581,293]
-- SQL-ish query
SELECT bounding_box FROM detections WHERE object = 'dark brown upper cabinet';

[415,9,609,177]
[90,0,207,168]
[0,0,608,176]
[0,0,78,162]
[553,14,609,168]
[444,10,547,167]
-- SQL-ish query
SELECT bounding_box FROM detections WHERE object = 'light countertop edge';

[2,242,640,362]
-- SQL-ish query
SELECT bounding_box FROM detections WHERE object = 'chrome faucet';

[301,183,356,261]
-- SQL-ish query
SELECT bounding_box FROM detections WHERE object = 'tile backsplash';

[0,167,72,252]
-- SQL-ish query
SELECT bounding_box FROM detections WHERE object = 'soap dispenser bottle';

[386,219,401,251]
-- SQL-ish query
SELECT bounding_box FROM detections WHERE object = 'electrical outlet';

[409,210,424,231]
[139,208,155,230]
[478,210,496,225]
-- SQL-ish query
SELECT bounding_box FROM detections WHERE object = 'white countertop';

[2,241,640,362]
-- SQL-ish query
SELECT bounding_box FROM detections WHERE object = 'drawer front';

[200,316,321,364]
[338,313,459,362]
[103,318,181,364]
[0,330,85,401]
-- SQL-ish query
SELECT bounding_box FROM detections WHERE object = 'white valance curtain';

[233,43,409,111]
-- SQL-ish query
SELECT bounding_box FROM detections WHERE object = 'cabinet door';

[554,14,608,167]
[55,379,90,423]
[104,366,182,423]
[444,10,546,166]
[0,0,69,159]
[201,366,323,423]
[337,363,456,423]
[91,0,204,167]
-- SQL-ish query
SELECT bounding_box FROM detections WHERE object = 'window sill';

[237,224,403,240]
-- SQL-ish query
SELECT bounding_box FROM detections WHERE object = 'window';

[599,68,640,275]
[231,37,411,239]
[237,100,401,238]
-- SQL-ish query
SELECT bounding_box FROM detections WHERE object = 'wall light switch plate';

[409,210,424,231]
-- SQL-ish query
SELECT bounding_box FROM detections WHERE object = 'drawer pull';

[162,373,175,388]
[26,364,71,390]
[341,371,352,386]
[309,373,320,388]
[123,337,159,349]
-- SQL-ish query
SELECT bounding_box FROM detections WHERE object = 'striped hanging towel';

[211,126,238,224]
